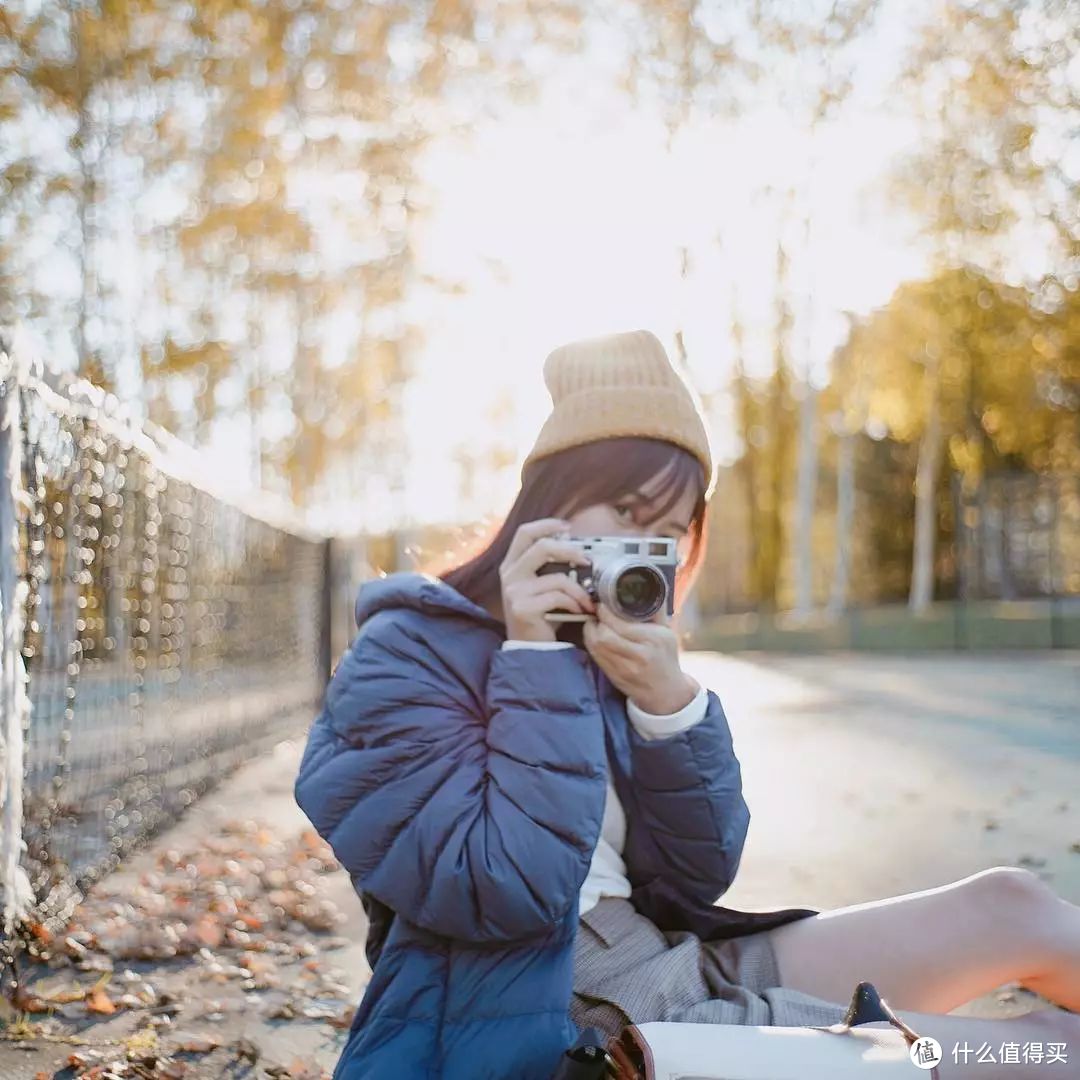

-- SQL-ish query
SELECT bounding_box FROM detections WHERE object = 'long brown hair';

[435,437,709,617]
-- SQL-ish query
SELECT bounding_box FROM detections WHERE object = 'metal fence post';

[952,475,966,651]
[0,337,34,938]
[1049,475,1062,650]
[318,537,334,701]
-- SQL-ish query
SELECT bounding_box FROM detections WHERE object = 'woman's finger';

[647,606,673,627]
[518,571,595,611]
[516,581,591,618]
[595,602,656,641]
[503,518,570,568]
[507,536,591,580]
[587,619,643,662]
[584,620,618,660]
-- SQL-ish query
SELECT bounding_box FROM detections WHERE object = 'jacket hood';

[354,571,504,633]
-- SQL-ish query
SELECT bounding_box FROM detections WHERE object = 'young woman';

[295,331,1080,1079]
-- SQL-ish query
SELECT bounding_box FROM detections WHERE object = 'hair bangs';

[636,450,704,529]
[556,438,704,522]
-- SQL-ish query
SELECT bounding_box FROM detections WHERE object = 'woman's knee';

[964,865,1053,908]
[967,864,1049,898]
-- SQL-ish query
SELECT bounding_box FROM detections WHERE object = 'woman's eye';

[614,503,635,521]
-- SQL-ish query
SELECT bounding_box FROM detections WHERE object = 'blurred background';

[2,0,1079,649]
[1,6,1079,1066]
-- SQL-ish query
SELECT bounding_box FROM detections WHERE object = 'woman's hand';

[583,604,699,714]
[499,518,597,642]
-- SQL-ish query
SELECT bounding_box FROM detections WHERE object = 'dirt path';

[2,652,1076,1076]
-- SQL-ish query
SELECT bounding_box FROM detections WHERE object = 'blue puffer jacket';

[294,573,818,1080]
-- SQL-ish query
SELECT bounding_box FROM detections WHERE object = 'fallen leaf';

[232,1036,259,1063]
[33,982,94,1005]
[173,1036,221,1054]
[327,1005,355,1029]
[85,985,116,1014]
[13,988,53,1012]
[124,1026,158,1056]
[263,1059,329,1080]
[301,1004,339,1020]
[287,1059,328,1079]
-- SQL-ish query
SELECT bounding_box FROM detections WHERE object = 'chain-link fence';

[0,337,328,964]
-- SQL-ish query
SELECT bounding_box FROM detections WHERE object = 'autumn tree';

[3,1,587,508]
[890,0,1079,607]
[621,1,882,611]
[839,266,1076,609]
[0,0,201,389]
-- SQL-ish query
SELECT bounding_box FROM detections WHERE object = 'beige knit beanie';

[522,329,716,499]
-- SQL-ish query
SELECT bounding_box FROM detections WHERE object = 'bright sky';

[387,13,931,532]
[20,2,936,536]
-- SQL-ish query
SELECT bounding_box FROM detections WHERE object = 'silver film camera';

[538,535,679,622]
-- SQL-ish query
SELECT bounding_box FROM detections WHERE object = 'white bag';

[625,1019,930,1079]
[556,981,942,1080]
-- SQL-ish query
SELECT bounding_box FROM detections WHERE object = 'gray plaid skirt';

[569,897,851,1038]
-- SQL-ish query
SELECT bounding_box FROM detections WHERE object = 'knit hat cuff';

[523,385,714,495]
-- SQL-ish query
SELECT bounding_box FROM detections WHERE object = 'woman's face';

[562,470,699,569]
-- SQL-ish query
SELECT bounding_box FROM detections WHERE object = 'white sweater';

[500,640,708,915]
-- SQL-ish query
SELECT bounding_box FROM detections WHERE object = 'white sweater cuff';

[501,643,707,741]
[627,686,708,741]
[501,640,576,651]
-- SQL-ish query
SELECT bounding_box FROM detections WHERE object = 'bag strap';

[818,980,942,1080]
[548,1027,620,1080]
[548,1024,648,1080]
[609,1025,652,1079]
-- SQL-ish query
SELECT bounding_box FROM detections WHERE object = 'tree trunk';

[792,182,818,619]
[793,382,818,616]
[910,369,943,612]
[731,351,764,607]
[829,427,856,615]
[764,235,793,610]
[73,37,95,382]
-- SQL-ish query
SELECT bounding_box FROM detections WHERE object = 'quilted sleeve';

[293,610,608,943]
[622,690,750,906]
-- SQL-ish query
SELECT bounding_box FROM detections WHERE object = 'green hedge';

[690,599,1080,652]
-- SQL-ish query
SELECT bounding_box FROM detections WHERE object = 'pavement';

[1,651,1077,1076]
[701,651,1080,915]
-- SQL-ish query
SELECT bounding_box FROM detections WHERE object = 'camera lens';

[613,565,665,620]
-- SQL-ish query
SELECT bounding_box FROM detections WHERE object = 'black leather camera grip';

[536,561,588,578]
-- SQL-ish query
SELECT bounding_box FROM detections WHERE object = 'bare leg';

[765,866,1080,1013]
[1015,888,1080,1010]
[857,1006,1079,1078]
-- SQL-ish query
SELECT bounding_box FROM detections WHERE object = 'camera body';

[537,535,679,622]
